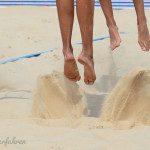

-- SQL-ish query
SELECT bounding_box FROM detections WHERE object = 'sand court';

[0,7,150,150]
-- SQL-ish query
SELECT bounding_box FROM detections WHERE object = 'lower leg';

[76,0,96,85]
[56,0,80,81]
[133,0,150,51]
[99,0,121,50]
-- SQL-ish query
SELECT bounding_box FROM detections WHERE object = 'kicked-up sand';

[33,72,87,120]
[100,68,150,129]
[0,6,150,150]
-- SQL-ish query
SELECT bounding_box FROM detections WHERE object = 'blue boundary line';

[74,32,128,45]
[1,32,128,64]
[1,50,53,64]
[74,36,110,45]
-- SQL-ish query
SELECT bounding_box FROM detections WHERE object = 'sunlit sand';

[0,7,150,150]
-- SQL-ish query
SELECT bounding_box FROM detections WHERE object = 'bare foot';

[108,25,121,50]
[138,23,150,51]
[78,52,96,85]
[64,51,81,82]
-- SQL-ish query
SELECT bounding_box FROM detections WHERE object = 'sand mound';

[100,68,150,128]
[32,72,87,120]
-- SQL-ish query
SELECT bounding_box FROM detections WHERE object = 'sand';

[100,68,150,129]
[33,72,87,120]
[0,7,150,150]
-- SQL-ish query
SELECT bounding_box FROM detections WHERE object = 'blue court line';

[1,32,128,64]
[1,49,53,64]
[74,32,128,45]
[74,36,110,45]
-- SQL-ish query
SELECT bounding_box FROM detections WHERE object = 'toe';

[116,40,121,47]
[84,78,95,85]
[75,71,81,81]
[88,81,94,85]
[139,41,146,51]
[64,74,77,82]
[138,41,147,51]
[143,43,149,51]
[69,78,77,82]
[84,79,89,85]
[111,42,119,51]
[110,43,116,50]
[111,46,115,51]
[142,47,149,51]
[111,39,121,51]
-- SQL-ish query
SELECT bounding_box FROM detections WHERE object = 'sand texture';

[33,72,87,120]
[100,68,150,129]
[0,7,150,150]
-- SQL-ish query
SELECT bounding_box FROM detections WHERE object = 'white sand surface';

[0,7,150,150]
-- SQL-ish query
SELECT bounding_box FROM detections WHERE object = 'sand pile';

[33,72,87,121]
[100,68,150,128]
[32,69,150,129]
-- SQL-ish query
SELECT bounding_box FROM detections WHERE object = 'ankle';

[137,18,147,26]
[108,24,118,30]
[81,50,93,58]
[106,19,117,28]
[63,46,73,55]
[138,22,148,32]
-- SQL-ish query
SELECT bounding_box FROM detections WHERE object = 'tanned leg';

[76,0,96,85]
[133,0,150,51]
[56,0,81,81]
[99,0,121,50]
